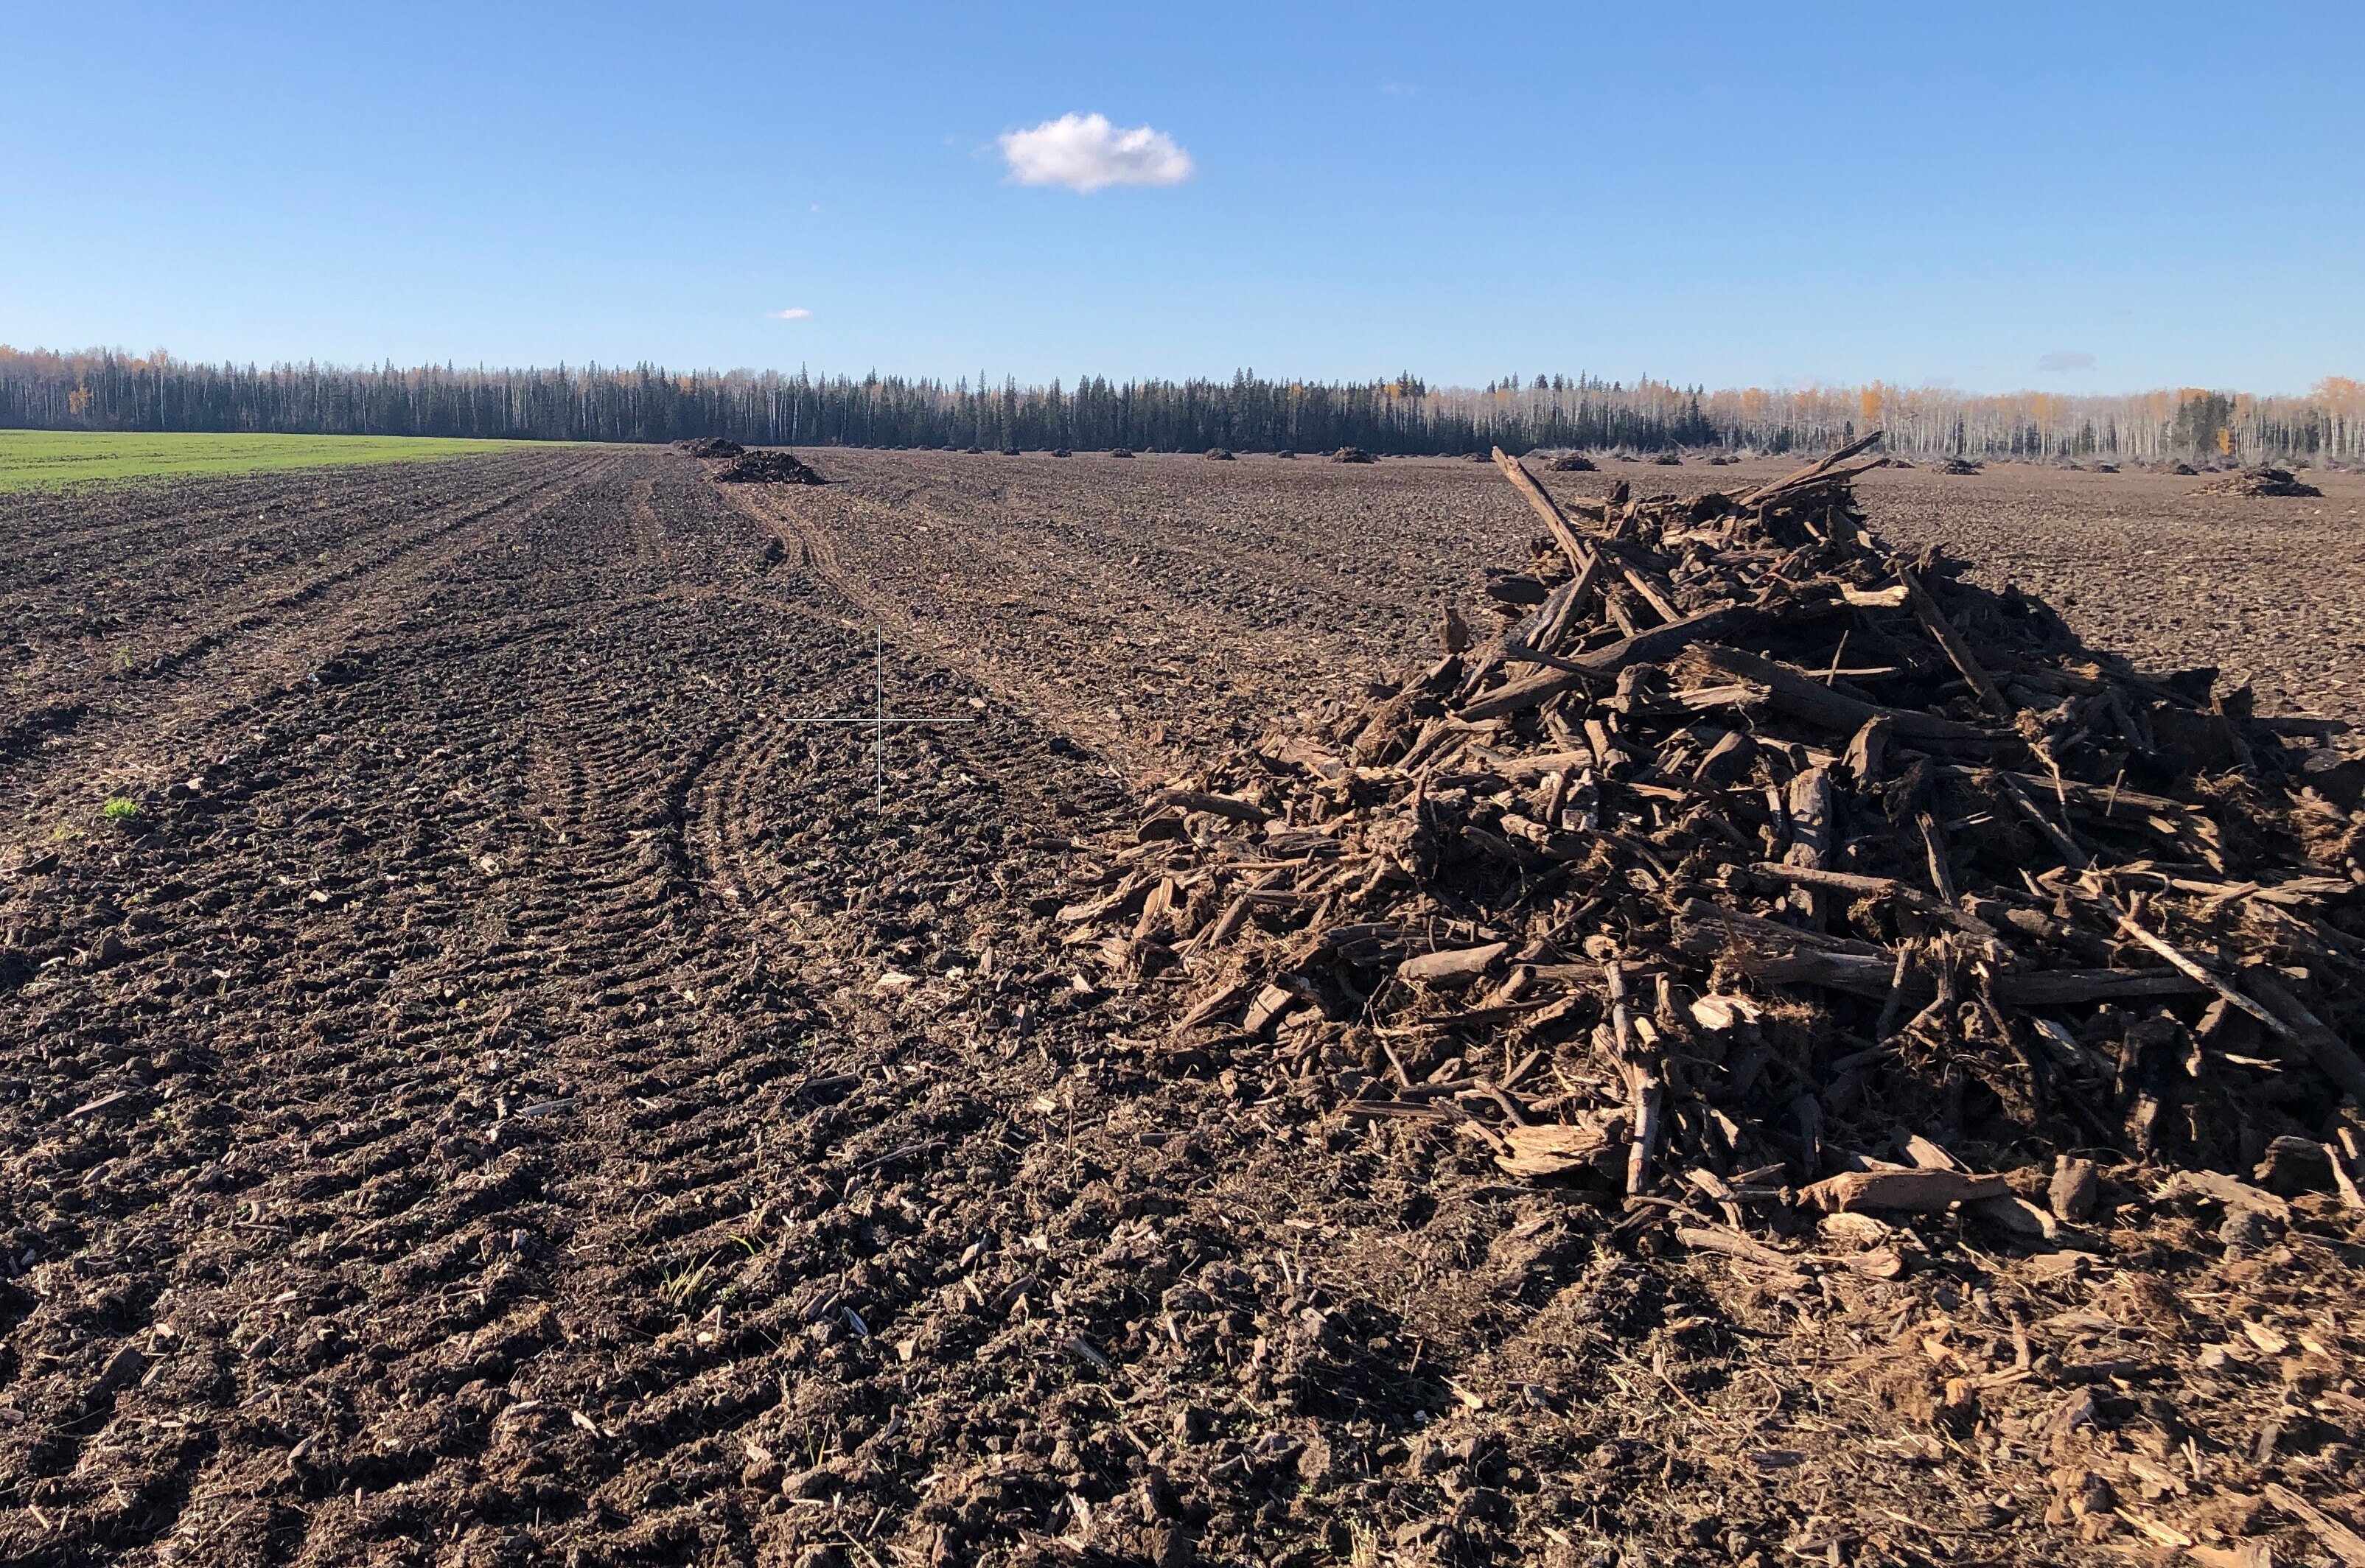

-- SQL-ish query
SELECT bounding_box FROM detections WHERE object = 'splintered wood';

[1074,434,2365,1228]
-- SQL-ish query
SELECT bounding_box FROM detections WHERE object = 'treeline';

[1,346,2357,463]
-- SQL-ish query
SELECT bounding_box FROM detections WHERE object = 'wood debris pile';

[711,448,827,484]
[1069,435,2365,1238]
[672,436,745,458]
[2203,465,2325,499]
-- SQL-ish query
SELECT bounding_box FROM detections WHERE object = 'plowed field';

[4,448,2361,1568]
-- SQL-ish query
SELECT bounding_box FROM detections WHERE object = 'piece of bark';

[1495,1121,1611,1178]
[1677,1225,1799,1270]
[1802,1167,2007,1213]
[2162,1169,2291,1222]
[2325,1141,2365,1212]
[1694,727,1757,786]
[1397,942,1509,987]
[1915,811,1957,903]
[1782,766,1834,925]
[1241,981,1302,1034]
[1487,748,1593,781]
[2262,1483,2365,1568]
[2050,1156,2100,1222]
[1843,715,1891,782]
[1148,788,1271,824]
[1968,1193,2058,1239]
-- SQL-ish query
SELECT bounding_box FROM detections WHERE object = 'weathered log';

[1802,1167,2008,1212]
[1464,606,1757,721]
[1685,644,1997,743]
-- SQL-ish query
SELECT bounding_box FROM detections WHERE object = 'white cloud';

[998,113,1193,193]
[768,307,813,321]
[2037,350,2095,374]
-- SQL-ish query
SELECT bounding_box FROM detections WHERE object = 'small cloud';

[998,112,1193,192]
[1380,81,1419,97]
[768,307,813,321]
[2037,350,2095,374]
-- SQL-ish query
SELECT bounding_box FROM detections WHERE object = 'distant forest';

[2,347,2358,464]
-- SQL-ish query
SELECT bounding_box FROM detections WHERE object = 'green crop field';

[0,430,537,491]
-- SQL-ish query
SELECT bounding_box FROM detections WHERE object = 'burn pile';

[711,448,827,485]
[674,436,745,458]
[1067,435,2365,1234]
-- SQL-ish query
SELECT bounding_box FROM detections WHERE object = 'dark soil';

[3,449,2363,1567]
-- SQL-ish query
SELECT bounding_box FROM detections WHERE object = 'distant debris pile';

[1331,447,1375,464]
[1938,457,1983,475]
[2202,465,2323,498]
[1548,453,1598,472]
[1206,448,1235,461]
[710,449,826,485]
[676,437,745,458]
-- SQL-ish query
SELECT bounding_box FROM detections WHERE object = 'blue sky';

[3,1,2356,394]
